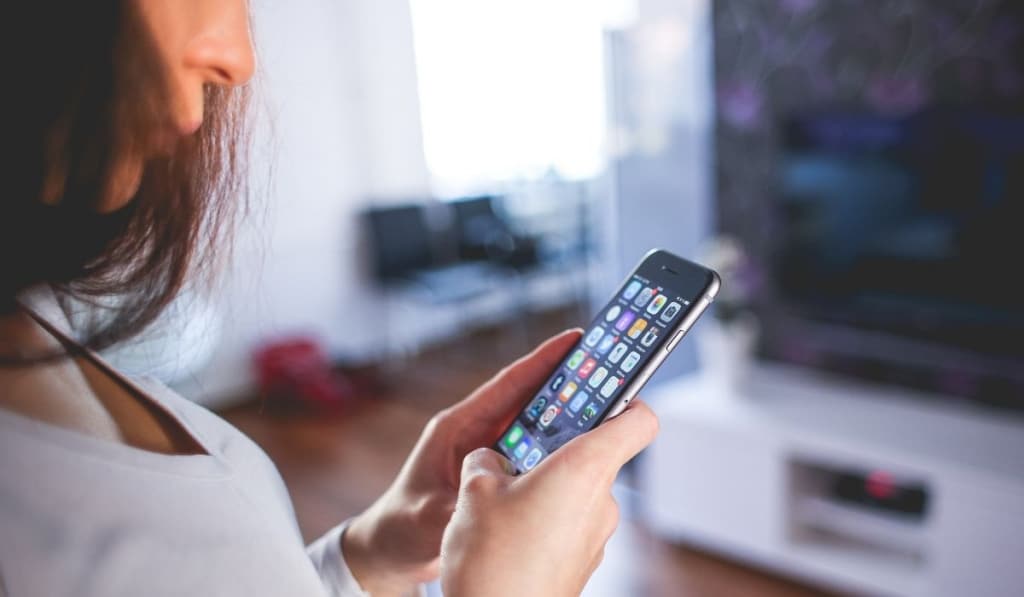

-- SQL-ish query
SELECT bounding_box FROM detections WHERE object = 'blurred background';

[106,0,1024,595]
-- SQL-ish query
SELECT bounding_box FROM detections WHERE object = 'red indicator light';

[865,470,896,500]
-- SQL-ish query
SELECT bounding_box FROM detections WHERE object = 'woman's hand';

[439,400,658,597]
[342,330,585,595]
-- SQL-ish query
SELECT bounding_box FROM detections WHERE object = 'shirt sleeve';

[306,520,370,597]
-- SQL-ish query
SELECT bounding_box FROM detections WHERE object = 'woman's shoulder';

[130,375,273,466]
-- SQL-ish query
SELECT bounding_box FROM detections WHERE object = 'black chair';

[451,195,540,270]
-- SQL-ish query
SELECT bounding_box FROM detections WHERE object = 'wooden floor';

[223,308,831,596]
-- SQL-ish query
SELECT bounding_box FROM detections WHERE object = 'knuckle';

[460,449,503,496]
[492,364,522,393]
[632,406,660,443]
[602,501,620,540]
[462,469,500,496]
[647,414,661,442]
[496,362,516,379]
[426,408,457,436]
[607,498,621,527]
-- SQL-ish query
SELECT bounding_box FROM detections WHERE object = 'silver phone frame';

[600,268,721,421]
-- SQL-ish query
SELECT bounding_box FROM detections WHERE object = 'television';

[758,109,1024,408]
[711,0,1024,409]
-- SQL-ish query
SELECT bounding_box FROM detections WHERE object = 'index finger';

[449,328,583,426]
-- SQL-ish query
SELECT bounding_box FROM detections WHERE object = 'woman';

[0,2,658,596]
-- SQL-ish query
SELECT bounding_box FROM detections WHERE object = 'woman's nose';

[184,1,255,88]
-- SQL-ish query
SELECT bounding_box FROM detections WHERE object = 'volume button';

[665,329,686,352]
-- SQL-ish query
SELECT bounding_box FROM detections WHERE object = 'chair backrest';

[362,204,435,283]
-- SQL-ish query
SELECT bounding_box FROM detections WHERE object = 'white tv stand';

[639,362,1024,596]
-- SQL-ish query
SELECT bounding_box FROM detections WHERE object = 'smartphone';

[495,249,720,474]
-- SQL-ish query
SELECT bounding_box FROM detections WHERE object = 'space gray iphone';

[495,249,721,474]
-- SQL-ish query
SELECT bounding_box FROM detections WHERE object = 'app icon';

[596,334,617,356]
[660,301,682,322]
[600,376,621,399]
[566,349,586,370]
[568,390,589,414]
[513,435,532,459]
[559,381,578,402]
[584,326,605,347]
[605,305,622,322]
[641,327,661,347]
[549,372,566,392]
[622,280,643,300]
[614,311,637,332]
[581,403,599,422]
[523,447,544,471]
[539,404,562,428]
[608,343,629,364]
[588,367,609,388]
[621,351,642,373]
[646,295,668,315]
[627,318,648,339]
[525,396,548,420]
[577,359,597,379]
[634,287,655,308]
[503,424,525,448]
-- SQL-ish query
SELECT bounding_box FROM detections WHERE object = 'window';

[409,0,636,190]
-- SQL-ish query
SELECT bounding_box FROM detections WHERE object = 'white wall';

[175,0,431,406]
[600,0,714,385]
[349,0,432,197]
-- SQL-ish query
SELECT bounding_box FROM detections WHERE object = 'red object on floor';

[253,337,354,413]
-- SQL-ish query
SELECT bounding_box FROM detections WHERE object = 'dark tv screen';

[766,109,1024,406]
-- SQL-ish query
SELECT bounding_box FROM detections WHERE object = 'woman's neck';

[0,309,124,439]
[0,308,205,455]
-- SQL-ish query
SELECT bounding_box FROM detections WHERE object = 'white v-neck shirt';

[0,290,368,597]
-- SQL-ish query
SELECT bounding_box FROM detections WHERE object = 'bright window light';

[409,0,636,190]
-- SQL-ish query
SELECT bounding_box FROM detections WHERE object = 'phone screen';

[496,253,716,473]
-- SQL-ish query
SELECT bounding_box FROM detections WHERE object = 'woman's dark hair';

[2,2,251,359]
